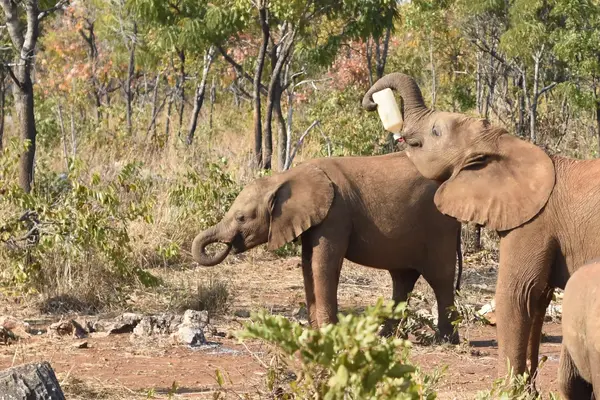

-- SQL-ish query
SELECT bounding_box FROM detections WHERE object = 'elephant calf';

[191,152,462,342]
[559,260,600,399]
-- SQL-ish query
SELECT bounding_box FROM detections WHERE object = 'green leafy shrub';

[305,87,393,157]
[238,298,441,399]
[0,139,157,310]
[475,359,560,400]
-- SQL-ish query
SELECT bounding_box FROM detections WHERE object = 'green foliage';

[475,359,560,400]
[239,298,440,399]
[168,159,241,231]
[0,139,157,303]
[306,88,392,156]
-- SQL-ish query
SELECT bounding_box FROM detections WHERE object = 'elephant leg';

[301,236,318,328]
[495,230,553,377]
[304,232,347,328]
[527,286,554,383]
[379,269,421,337]
[559,345,593,400]
[421,262,459,344]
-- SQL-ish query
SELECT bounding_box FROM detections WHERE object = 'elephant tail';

[455,229,463,292]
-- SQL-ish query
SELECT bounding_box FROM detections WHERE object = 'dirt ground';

[0,251,563,399]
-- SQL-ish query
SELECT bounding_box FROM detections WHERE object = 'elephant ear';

[434,134,556,232]
[267,164,334,250]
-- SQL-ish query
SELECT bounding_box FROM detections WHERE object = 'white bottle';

[372,88,403,136]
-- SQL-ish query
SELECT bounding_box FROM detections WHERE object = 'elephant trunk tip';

[191,229,232,267]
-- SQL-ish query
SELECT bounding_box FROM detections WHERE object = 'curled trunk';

[191,225,232,267]
[362,73,428,122]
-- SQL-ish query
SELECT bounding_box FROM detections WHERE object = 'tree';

[553,0,600,152]
[0,0,67,192]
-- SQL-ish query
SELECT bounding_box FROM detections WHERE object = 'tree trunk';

[428,36,436,109]
[596,86,600,155]
[274,86,286,170]
[149,72,161,137]
[209,76,216,129]
[177,48,185,136]
[530,53,541,144]
[125,22,137,136]
[14,64,37,193]
[366,37,374,86]
[264,28,294,171]
[253,5,269,169]
[79,20,101,122]
[0,361,66,399]
[165,88,174,138]
[0,74,5,150]
[375,27,391,79]
[187,46,215,145]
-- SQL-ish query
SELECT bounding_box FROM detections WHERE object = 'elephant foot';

[435,330,460,345]
[378,319,407,339]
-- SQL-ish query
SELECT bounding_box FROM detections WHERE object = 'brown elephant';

[558,260,600,399]
[191,152,462,342]
[362,72,600,378]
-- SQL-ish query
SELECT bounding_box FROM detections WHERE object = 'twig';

[287,120,320,168]
[241,340,270,370]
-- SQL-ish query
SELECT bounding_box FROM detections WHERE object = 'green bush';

[0,139,157,308]
[238,298,441,399]
[305,87,394,157]
[475,359,560,400]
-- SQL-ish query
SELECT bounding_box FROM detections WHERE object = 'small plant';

[0,139,158,309]
[168,160,241,231]
[238,298,441,399]
[475,359,560,400]
[186,277,232,316]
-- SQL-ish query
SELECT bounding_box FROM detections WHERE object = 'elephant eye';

[432,126,441,137]
[235,212,245,222]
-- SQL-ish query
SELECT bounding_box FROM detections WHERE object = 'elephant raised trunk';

[191,225,233,267]
[361,73,429,122]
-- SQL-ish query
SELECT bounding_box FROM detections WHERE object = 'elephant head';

[363,73,556,231]
[191,164,334,266]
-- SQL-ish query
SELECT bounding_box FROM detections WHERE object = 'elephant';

[191,152,462,342]
[558,260,600,399]
[362,72,600,379]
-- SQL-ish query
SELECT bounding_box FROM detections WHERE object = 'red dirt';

[0,322,562,398]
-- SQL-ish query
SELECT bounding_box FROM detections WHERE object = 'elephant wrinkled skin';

[558,261,600,399]
[191,153,462,342]
[363,72,600,379]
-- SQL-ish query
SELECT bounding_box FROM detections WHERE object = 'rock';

[0,316,19,330]
[182,310,209,328]
[176,326,207,346]
[72,341,88,349]
[0,361,65,399]
[234,309,251,318]
[48,321,74,337]
[132,313,182,337]
[71,320,88,339]
[106,313,143,334]
[477,300,496,316]
[0,326,18,344]
[292,305,308,320]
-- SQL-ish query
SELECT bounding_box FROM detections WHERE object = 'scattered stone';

[0,316,19,330]
[105,313,143,334]
[234,309,251,318]
[292,305,308,320]
[133,313,182,336]
[176,326,207,346]
[0,326,18,344]
[48,321,74,337]
[0,361,65,399]
[71,320,88,339]
[72,341,88,349]
[182,310,209,328]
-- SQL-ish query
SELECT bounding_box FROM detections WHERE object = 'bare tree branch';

[38,0,69,21]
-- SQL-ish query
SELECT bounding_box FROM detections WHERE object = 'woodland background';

[0,0,597,311]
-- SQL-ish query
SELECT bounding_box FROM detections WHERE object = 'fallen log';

[0,361,65,400]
